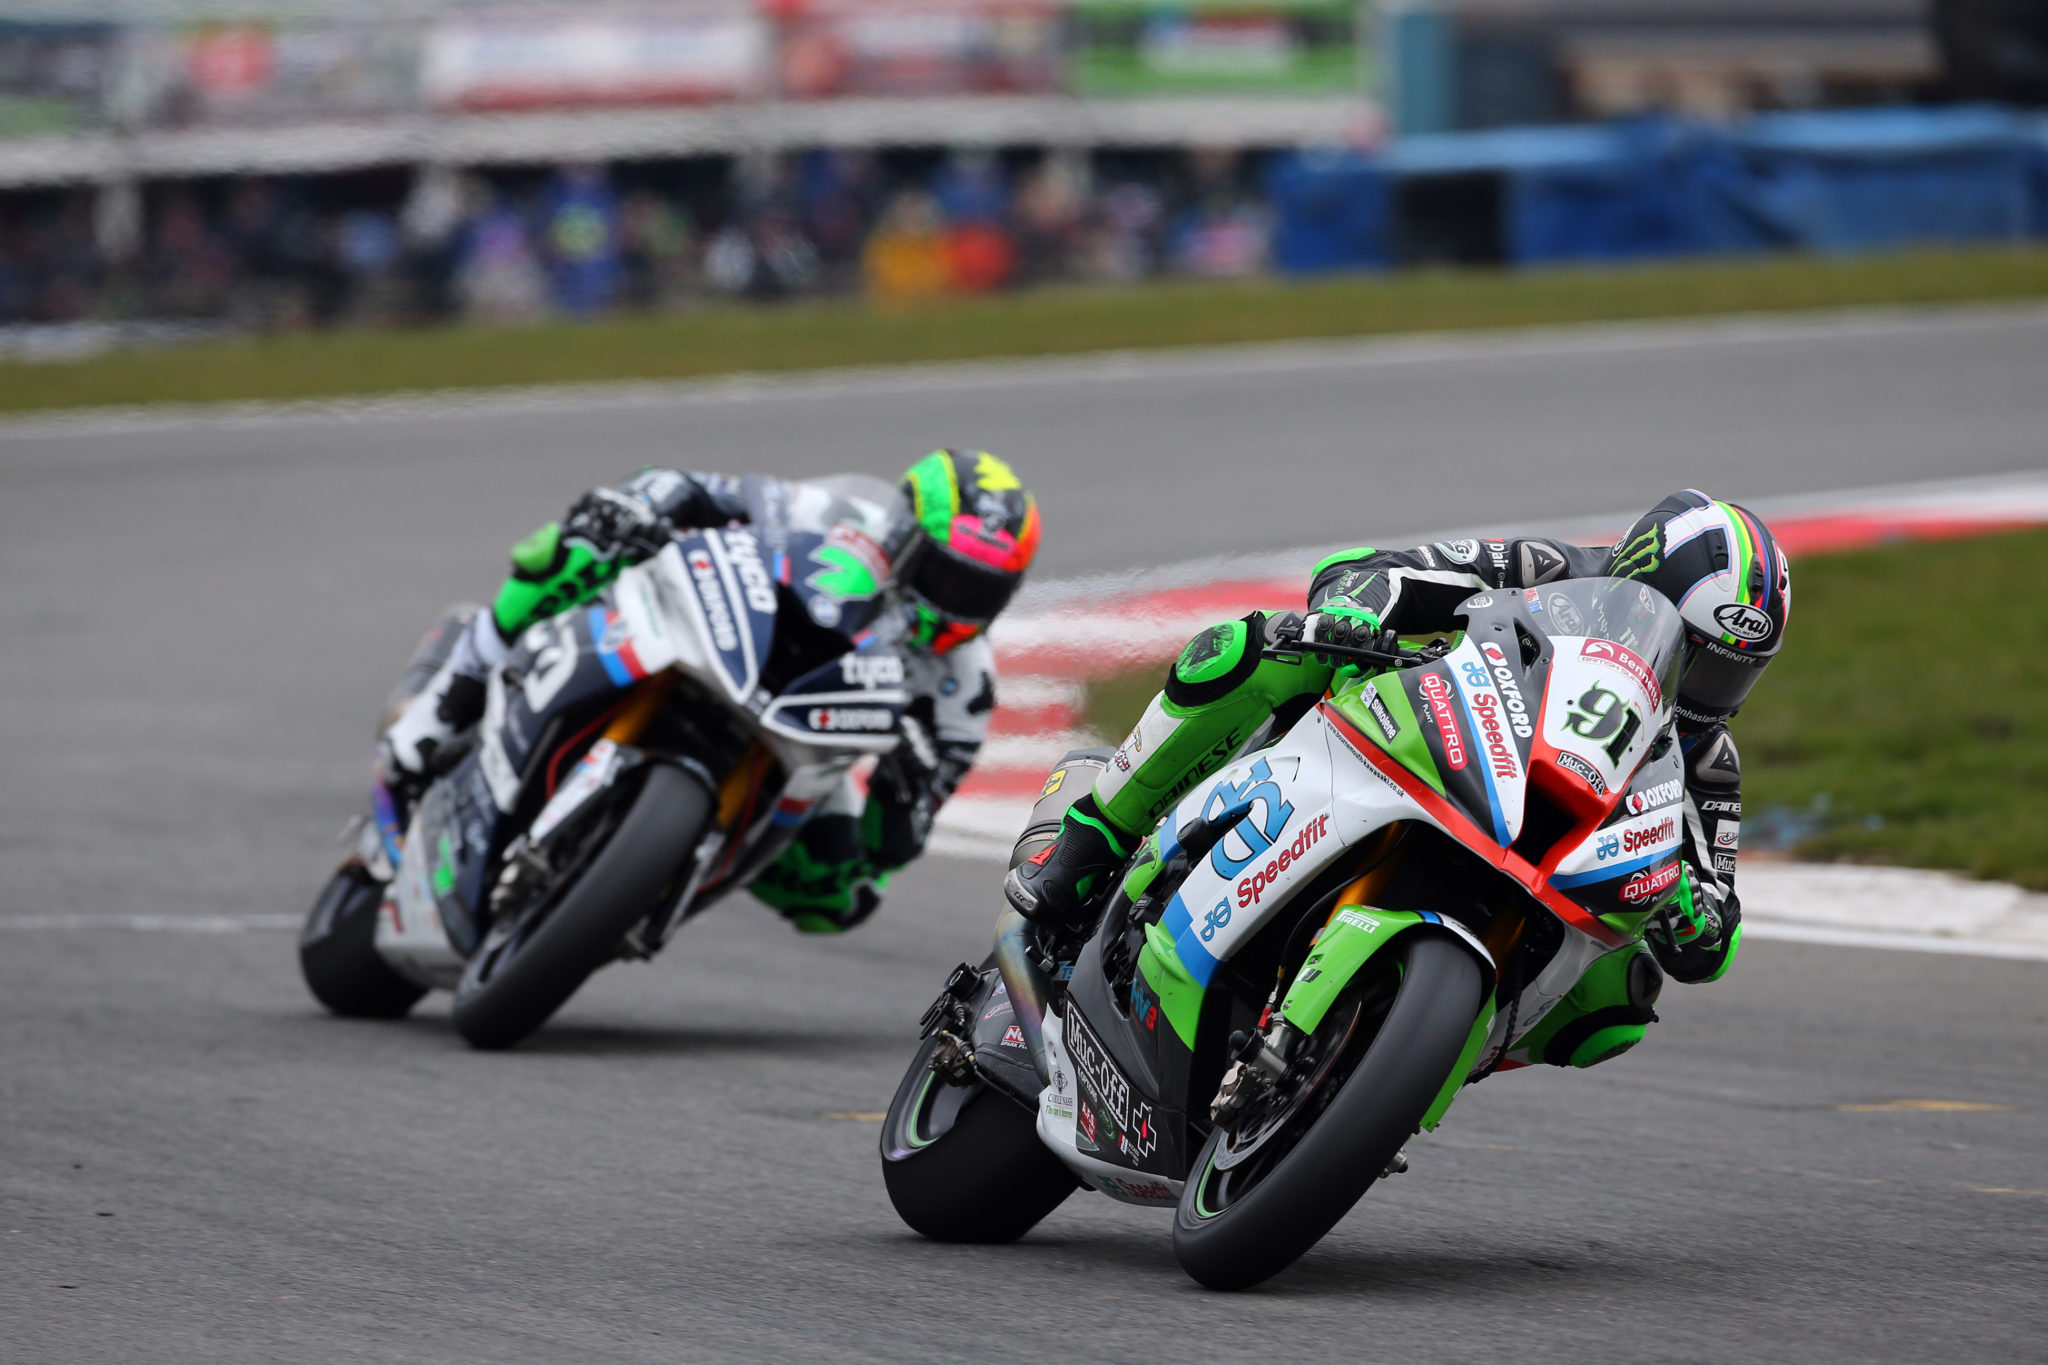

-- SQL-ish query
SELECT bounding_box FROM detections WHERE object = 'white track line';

[3,300,2045,444]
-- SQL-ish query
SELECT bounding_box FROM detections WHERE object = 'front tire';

[881,1032,1080,1242]
[451,763,708,1051]
[1173,934,1485,1290]
[299,867,428,1019]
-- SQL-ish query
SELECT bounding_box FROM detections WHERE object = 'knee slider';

[1165,614,1265,708]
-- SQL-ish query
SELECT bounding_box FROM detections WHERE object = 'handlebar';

[1261,612,1451,669]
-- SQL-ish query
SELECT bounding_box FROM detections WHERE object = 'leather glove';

[1647,863,1741,983]
[563,487,663,559]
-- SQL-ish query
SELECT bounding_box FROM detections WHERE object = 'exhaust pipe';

[993,910,1055,1089]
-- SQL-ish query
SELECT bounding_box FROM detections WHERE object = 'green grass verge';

[6,244,2048,415]
[1075,528,2048,889]
[1738,526,2048,890]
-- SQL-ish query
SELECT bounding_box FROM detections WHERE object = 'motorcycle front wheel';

[1173,933,1484,1291]
[880,1031,1079,1243]
[299,866,428,1019]
[451,763,708,1051]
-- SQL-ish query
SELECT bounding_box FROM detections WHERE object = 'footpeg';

[1382,1148,1409,1178]
[918,962,980,1039]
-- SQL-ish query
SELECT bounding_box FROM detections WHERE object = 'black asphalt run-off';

[2,308,2044,1362]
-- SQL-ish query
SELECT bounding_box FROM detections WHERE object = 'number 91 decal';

[1560,685,1643,766]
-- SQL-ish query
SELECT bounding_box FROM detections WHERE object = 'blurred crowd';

[0,148,1274,330]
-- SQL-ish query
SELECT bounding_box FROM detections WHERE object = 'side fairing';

[1547,746,1688,921]
[1148,708,1423,987]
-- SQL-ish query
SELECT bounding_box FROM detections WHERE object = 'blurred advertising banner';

[0,21,118,135]
[770,0,1059,98]
[142,22,419,126]
[1070,0,1363,95]
[422,6,770,111]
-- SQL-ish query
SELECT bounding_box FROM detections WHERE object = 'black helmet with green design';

[1609,489,1791,722]
[885,449,1041,654]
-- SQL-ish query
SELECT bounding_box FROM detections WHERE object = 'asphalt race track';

[3,305,2045,1361]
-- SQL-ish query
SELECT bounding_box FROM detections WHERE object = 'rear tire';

[880,1033,1080,1243]
[1173,934,1484,1290]
[451,763,708,1051]
[299,867,427,1019]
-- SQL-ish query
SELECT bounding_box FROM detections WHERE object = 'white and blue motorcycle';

[300,477,913,1049]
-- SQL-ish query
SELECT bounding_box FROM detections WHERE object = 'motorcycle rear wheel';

[451,763,707,1051]
[1173,933,1484,1290]
[880,1032,1080,1243]
[299,867,428,1019]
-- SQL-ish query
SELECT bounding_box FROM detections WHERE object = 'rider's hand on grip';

[564,487,663,558]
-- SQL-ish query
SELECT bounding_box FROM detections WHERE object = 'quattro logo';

[1622,861,1681,904]
[1417,673,1467,770]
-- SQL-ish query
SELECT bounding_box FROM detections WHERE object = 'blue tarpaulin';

[1270,106,2048,273]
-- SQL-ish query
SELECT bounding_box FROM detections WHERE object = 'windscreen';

[1526,577,1685,721]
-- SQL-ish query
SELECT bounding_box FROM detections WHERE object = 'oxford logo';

[1713,602,1773,643]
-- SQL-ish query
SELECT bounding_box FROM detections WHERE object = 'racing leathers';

[1005,533,1748,1003]
[382,468,997,934]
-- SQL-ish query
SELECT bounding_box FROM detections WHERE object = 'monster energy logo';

[1612,527,1660,579]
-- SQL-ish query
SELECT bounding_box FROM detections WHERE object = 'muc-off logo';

[1418,673,1467,770]
[719,529,778,613]
[1556,750,1607,795]
[1203,758,1295,879]
[1477,642,1534,739]
[1064,1009,1131,1132]
[1234,813,1331,910]
[687,549,740,653]
[1457,659,1522,782]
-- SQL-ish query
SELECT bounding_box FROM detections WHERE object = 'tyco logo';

[1203,758,1296,878]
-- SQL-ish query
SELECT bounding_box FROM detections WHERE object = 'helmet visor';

[901,539,1021,625]
[1681,635,1769,716]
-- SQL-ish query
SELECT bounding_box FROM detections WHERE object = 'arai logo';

[1713,602,1773,643]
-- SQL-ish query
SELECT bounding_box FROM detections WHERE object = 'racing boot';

[380,657,487,788]
[378,612,505,803]
[1002,793,1134,935]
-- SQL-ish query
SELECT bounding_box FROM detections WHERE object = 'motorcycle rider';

[1006,489,1789,999]
[381,449,1039,934]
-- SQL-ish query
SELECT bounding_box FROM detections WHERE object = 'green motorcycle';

[882,577,1688,1288]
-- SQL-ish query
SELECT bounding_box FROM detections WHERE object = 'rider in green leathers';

[1007,491,1790,1052]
